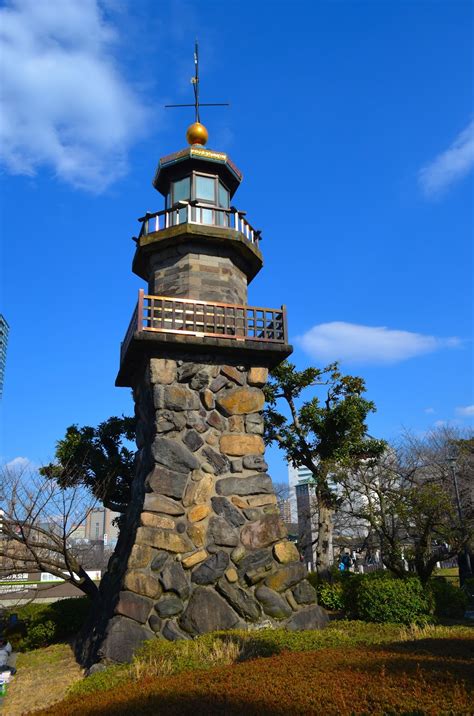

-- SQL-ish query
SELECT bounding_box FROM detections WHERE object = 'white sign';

[40,573,64,582]
[0,575,35,594]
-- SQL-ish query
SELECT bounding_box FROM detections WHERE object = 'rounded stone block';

[273,541,301,564]
[183,474,213,507]
[143,493,185,516]
[123,571,162,599]
[216,387,265,416]
[115,591,154,624]
[216,474,273,497]
[247,367,268,387]
[152,437,199,473]
[219,434,265,456]
[188,504,210,523]
[128,544,153,569]
[181,549,208,569]
[285,605,329,631]
[140,512,175,530]
[240,514,287,550]
[264,562,306,592]
[179,587,243,636]
[136,526,193,553]
[187,521,207,547]
[101,616,153,663]
[150,358,177,385]
[255,585,292,619]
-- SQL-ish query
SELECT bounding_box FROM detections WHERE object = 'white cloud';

[419,119,474,197]
[424,407,435,414]
[0,0,149,191]
[4,456,31,471]
[456,405,474,417]
[296,322,460,365]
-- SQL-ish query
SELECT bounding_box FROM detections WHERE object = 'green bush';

[317,581,345,611]
[347,574,434,625]
[4,597,91,651]
[23,620,57,650]
[430,577,468,618]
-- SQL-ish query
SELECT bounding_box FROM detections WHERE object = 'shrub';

[4,598,91,651]
[430,577,468,618]
[23,620,57,650]
[347,574,434,625]
[316,581,345,611]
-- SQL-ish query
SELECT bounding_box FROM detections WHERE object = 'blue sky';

[1,0,472,484]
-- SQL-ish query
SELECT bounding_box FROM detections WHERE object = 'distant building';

[85,508,120,547]
[0,315,9,399]
[289,464,337,571]
[278,498,292,525]
[295,480,317,571]
[288,464,313,522]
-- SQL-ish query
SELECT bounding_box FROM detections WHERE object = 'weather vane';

[165,42,229,143]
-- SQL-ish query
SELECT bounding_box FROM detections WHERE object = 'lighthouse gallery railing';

[120,290,287,362]
[137,204,261,247]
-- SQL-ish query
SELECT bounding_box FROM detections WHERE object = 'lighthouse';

[90,51,327,665]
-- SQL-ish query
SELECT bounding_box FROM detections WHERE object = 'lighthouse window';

[195,175,215,202]
[171,177,190,205]
[218,182,229,209]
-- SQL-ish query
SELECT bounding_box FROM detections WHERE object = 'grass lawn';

[25,622,473,716]
[2,643,83,715]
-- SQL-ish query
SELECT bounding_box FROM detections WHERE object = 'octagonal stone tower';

[87,122,327,666]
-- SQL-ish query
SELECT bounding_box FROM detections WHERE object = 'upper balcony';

[137,202,261,249]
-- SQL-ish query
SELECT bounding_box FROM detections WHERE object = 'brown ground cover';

[3,643,83,716]
[37,635,473,716]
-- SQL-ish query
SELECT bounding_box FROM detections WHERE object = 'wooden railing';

[120,290,287,360]
[137,203,261,247]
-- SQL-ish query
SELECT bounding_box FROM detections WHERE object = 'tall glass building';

[0,315,9,399]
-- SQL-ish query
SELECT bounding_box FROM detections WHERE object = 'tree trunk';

[315,486,334,580]
[72,566,100,600]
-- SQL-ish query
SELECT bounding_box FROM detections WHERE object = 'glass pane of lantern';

[195,175,215,202]
[218,182,229,208]
[201,208,213,224]
[172,177,190,204]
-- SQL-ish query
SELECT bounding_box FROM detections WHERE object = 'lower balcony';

[120,290,288,364]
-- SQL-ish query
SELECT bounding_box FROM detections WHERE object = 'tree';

[338,427,474,584]
[40,416,136,515]
[264,360,385,577]
[0,462,99,599]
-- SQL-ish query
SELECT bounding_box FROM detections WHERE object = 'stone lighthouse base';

[95,357,328,664]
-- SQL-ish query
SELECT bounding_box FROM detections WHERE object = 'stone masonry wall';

[148,244,248,305]
[100,357,327,661]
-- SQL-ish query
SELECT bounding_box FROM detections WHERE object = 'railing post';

[137,289,144,333]
[282,305,288,344]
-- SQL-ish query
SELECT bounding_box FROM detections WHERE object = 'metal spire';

[165,41,229,123]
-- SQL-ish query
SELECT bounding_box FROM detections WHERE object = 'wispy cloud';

[424,407,435,414]
[296,322,460,365]
[0,0,149,191]
[456,405,474,417]
[419,119,474,198]
[4,456,31,471]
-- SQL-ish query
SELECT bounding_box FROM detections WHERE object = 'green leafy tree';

[41,416,136,515]
[264,360,385,577]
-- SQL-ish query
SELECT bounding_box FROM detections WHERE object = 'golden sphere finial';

[186,122,208,146]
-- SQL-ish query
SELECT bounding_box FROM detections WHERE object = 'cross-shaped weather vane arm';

[165,42,229,124]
